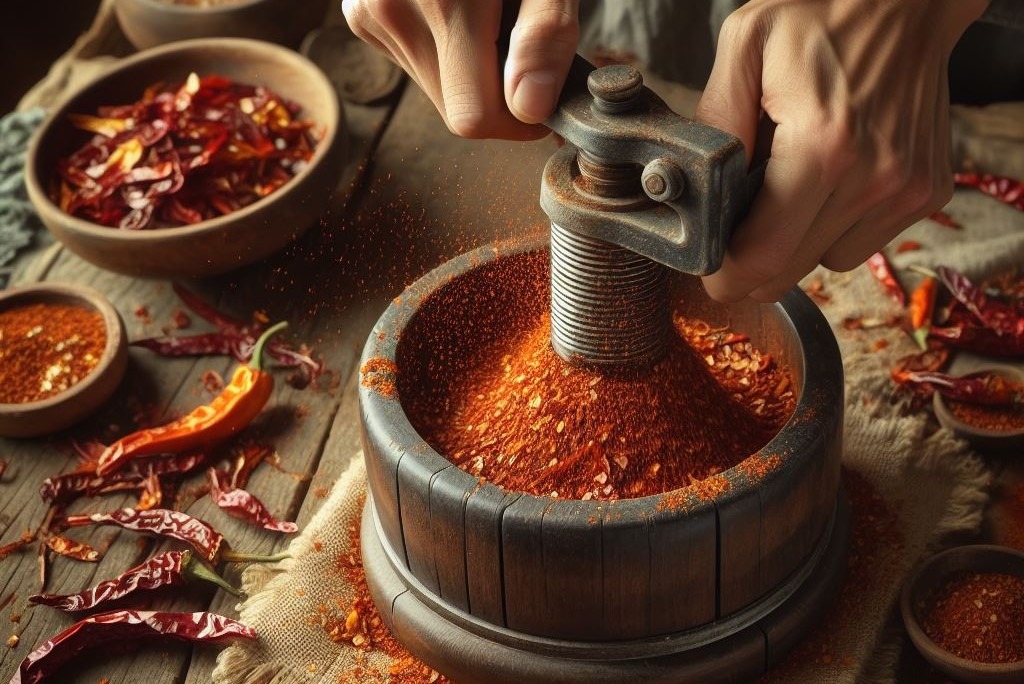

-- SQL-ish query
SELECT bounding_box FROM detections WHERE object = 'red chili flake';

[52,72,319,230]
[0,459,7,480]
[133,306,151,323]
[896,240,923,253]
[170,309,191,330]
[803,278,830,304]
[928,211,962,229]
[45,535,102,562]
[201,370,225,394]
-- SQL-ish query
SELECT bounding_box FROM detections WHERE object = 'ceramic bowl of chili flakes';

[901,545,1024,683]
[25,37,346,279]
[0,283,128,438]
[114,0,332,51]
[932,364,1024,453]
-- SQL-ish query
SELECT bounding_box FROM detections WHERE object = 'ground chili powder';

[0,302,106,403]
[394,249,795,501]
[947,399,1024,432]
[921,571,1024,664]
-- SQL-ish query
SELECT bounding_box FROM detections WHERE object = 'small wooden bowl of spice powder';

[0,283,127,438]
[902,545,1024,683]
[933,365,1024,453]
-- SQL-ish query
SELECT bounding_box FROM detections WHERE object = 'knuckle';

[513,9,580,53]
[818,109,858,179]
[820,250,862,273]
[899,176,937,215]
[718,7,761,48]
[368,0,409,31]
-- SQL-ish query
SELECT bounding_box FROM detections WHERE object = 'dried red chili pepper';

[896,240,924,253]
[97,322,286,477]
[132,284,321,383]
[136,470,163,511]
[207,468,297,533]
[59,508,288,564]
[28,549,238,613]
[53,71,318,230]
[40,450,207,504]
[929,265,1024,357]
[44,535,101,563]
[908,276,937,350]
[866,252,906,307]
[228,443,274,489]
[955,171,1024,211]
[894,370,1023,406]
[11,610,256,683]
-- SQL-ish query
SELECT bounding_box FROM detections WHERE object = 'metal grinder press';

[356,58,850,683]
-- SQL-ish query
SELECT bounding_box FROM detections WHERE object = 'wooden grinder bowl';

[358,239,849,683]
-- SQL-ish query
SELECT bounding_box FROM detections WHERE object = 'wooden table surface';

[0,16,558,680]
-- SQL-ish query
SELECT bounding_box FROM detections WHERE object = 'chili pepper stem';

[183,551,242,597]
[220,549,290,563]
[251,321,288,372]
[912,327,930,351]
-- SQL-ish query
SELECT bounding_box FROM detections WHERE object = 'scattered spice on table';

[96,322,287,477]
[207,468,298,533]
[403,309,794,501]
[316,504,451,684]
[10,610,256,684]
[0,302,106,404]
[29,550,237,613]
[60,507,288,564]
[53,72,318,230]
[920,572,1024,664]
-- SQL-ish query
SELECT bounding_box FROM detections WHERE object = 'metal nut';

[641,159,685,203]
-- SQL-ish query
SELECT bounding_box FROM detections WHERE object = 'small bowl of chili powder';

[0,283,127,438]
[901,545,1024,683]
[932,365,1024,453]
[25,37,346,279]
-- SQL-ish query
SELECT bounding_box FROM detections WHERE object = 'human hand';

[341,0,580,140]
[696,0,991,302]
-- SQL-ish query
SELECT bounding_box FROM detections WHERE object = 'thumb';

[695,11,765,164]
[503,0,580,125]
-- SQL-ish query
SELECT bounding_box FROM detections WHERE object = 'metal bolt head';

[641,159,685,203]
[588,65,643,113]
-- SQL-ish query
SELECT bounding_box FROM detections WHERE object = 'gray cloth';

[0,107,45,288]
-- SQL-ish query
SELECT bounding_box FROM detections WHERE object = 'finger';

[695,7,765,164]
[426,0,549,140]
[703,25,860,302]
[504,0,580,125]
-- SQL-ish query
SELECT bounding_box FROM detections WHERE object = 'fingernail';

[511,71,558,124]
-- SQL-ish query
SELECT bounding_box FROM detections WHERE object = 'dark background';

[1,0,103,114]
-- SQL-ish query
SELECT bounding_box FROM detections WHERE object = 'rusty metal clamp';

[540,57,757,368]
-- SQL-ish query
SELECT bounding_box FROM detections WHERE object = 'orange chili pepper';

[96,322,287,477]
[909,277,937,350]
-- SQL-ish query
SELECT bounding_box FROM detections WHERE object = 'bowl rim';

[119,0,270,16]
[24,36,341,244]
[900,544,1024,676]
[932,364,1024,439]
[0,282,127,413]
